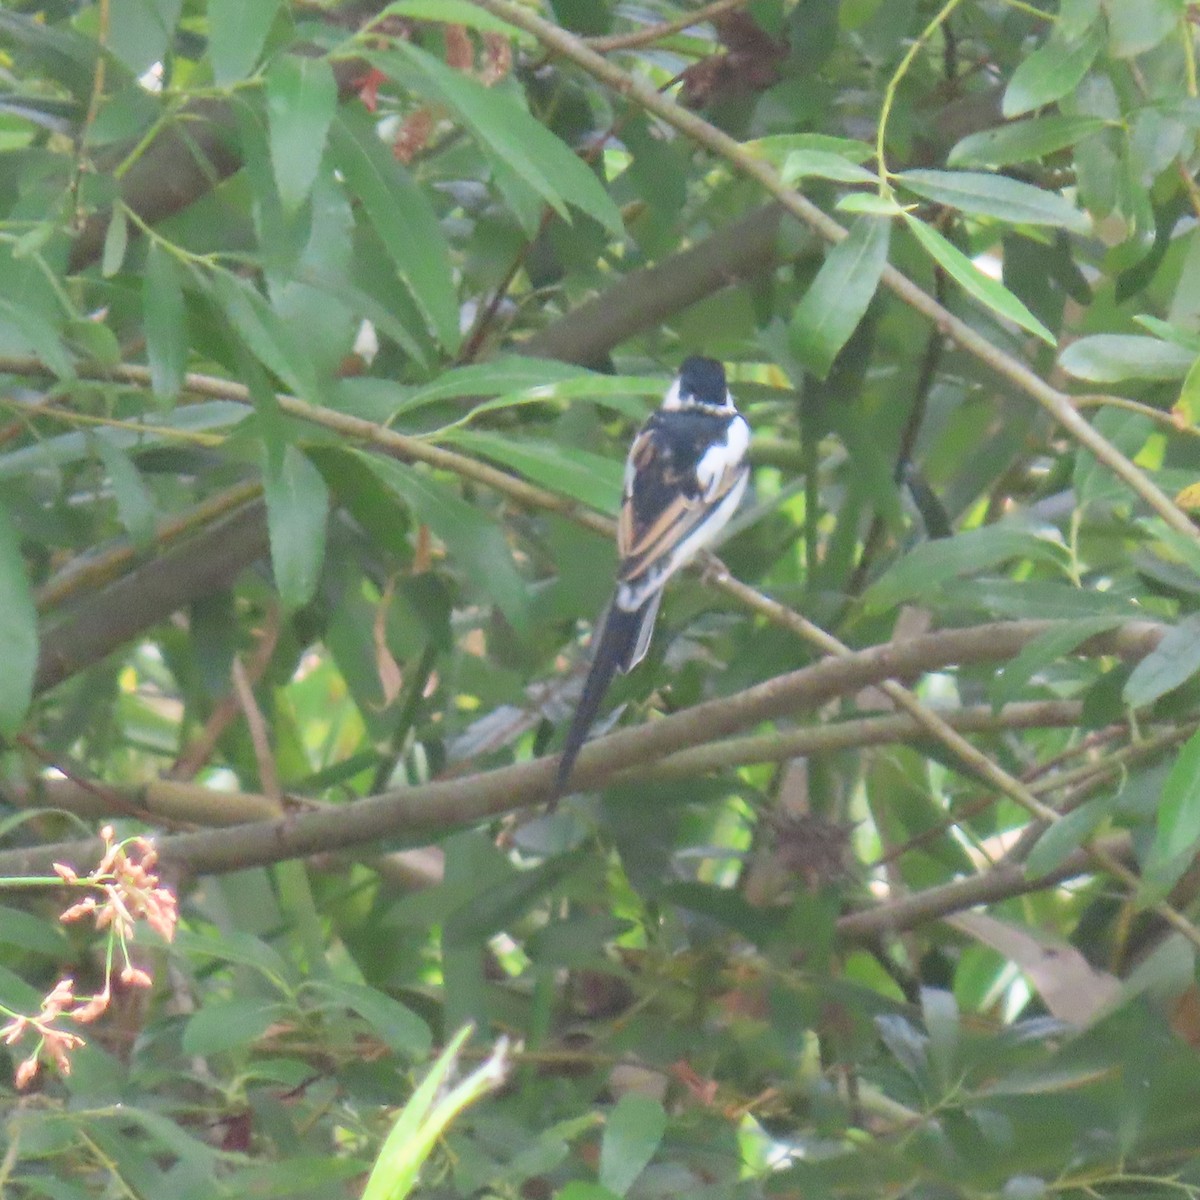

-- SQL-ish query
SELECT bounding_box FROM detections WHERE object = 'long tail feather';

[550,594,658,806]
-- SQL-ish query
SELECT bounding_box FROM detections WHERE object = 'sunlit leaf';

[902,212,1056,345]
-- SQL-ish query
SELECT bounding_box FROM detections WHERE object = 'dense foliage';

[4,0,1200,1196]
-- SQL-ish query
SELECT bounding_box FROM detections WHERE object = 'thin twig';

[585,0,746,53]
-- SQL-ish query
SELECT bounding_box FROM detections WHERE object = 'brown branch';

[836,834,1135,942]
[35,497,269,695]
[0,619,1164,879]
[643,699,1084,778]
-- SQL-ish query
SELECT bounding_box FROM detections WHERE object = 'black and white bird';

[551,356,751,802]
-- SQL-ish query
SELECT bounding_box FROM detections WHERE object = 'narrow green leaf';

[1107,0,1183,58]
[1124,615,1200,708]
[600,1094,667,1197]
[265,54,337,213]
[0,401,248,479]
[209,270,319,398]
[949,116,1110,168]
[744,132,875,164]
[1145,727,1200,898]
[902,212,1056,345]
[441,429,623,514]
[307,980,431,1057]
[0,906,68,956]
[789,215,890,378]
[363,1026,510,1200]
[100,206,127,277]
[143,241,187,401]
[108,0,183,74]
[1059,335,1196,383]
[861,526,1067,614]
[1025,793,1118,878]
[896,169,1089,233]
[373,45,624,236]
[836,191,908,216]
[1002,24,1104,118]
[780,149,877,184]
[94,434,157,547]
[920,988,960,1089]
[208,0,281,85]
[263,443,329,610]
[0,297,73,378]
[991,615,1126,709]
[395,360,655,421]
[182,999,285,1056]
[329,111,460,352]
[365,455,529,634]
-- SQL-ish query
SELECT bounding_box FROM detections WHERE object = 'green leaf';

[991,616,1126,709]
[208,0,281,85]
[307,980,431,1057]
[328,111,460,352]
[143,241,187,401]
[0,905,67,955]
[896,169,1089,233]
[780,149,877,184]
[599,1094,667,1197]
[440,429,623,514]
[1144,727,1200,898]
[0,296,73,379]
[902,212,1057,345]
[1058,335,1196,382]
[0,503,37,734]
[108,0,183,75]
[100,206,127,277]
[362,1026,510,1200]
[949,116,1110,168]
[744,133,875,164]
[1024,793,1119,878]
[861,526,1067,614]
[377,0,535,41]
[94,434,157,547]
[372,44,625,237]
[1107,0,1184,58]
[0,402,248,479]
[836,191,908,216]
[173,928,295,987]
[209,269,319,398]
[265,55,337,214]
[1123,615,1200,708]
[263,443,329,610]
[789,215,890,378]
[182,998,285,1056]
[1002,24,1104,118]
[395,360,655,422]
[365,455,529,634]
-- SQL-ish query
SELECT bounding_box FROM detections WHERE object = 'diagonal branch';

[468,0,1199,544]
[0,619,1164,879]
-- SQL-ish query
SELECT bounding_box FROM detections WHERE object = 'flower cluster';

[1,826,178,1089]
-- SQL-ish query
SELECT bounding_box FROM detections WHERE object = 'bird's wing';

[617,425,747,589]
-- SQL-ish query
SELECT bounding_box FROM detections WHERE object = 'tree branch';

[0,619,1163,878]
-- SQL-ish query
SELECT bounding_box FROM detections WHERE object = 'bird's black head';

[679,356,727,407]
[663,356,733,413]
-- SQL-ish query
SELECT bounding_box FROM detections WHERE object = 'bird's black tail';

[550,592,660,805]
